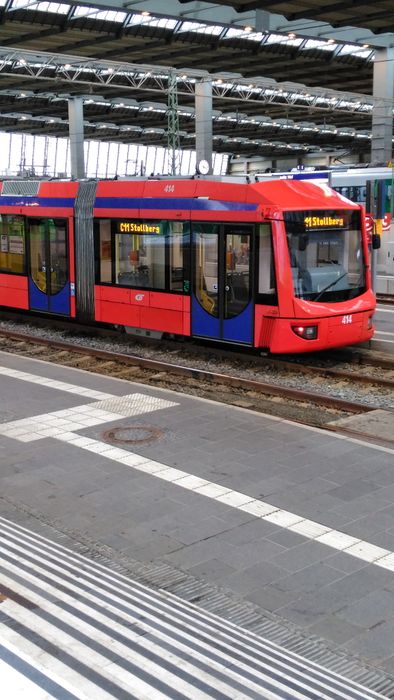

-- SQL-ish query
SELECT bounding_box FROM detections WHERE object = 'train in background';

[0,176,377,353]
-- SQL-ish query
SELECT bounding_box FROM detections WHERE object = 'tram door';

[27,218,70,315]
[192,224,253,344]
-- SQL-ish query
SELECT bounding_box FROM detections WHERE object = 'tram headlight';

[291,325,318,340]
[368,315,374,330]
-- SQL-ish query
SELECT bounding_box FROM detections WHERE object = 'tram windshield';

[284,209,366,302]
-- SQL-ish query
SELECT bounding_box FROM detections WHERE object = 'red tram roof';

[95,178,250,203]
[0,177,359,211]
[95,177,359,210]
[249,179,359,210]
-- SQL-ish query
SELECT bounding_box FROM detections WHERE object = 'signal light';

[291,325,318,340]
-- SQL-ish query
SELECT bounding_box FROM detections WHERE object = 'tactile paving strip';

[90,393,178,416]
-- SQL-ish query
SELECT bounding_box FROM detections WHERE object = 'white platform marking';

[0,517,386,700]
[1,363,394,571]
[0,365,114,399]
[0,394,178,443]
[0,638,92,700]
[0,657,56,700]
[373,331,394,344]
[376,306,394,313]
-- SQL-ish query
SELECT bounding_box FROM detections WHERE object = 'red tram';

[0,176,376,353]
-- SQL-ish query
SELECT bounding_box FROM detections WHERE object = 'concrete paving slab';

[330,408,394,442]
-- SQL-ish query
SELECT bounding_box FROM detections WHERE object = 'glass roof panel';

[73,6,127,22]
[11,0,69,11]
[127,14,178,30]
[302,39,337,52]
[225,27,266,42]
[265,33,303,47]
[177,21,223,36]
[338,44,374,58]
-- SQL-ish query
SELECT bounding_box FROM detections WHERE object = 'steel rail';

[376,294,394,305]
[260,356,394,388]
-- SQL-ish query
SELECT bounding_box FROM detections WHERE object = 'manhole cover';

[102,425,164,445]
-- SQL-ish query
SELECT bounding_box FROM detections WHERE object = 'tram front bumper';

[264,311,374,354]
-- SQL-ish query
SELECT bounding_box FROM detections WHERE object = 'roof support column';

[195,79,213,174]
[68,97,85,178]
[371,48,394,166]
[255,9,271,31]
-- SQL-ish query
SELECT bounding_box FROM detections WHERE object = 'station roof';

[0,0,392,160]
[178,0,394,36]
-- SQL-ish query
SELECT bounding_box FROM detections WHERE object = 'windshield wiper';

[314,271,348,302]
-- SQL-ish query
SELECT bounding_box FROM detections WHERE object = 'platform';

[331,409,394,444]
[1,350,394,697]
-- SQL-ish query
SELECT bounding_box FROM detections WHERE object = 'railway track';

[376,293,394,305]
[0,327,393,449]
[255,351,394,387]
[1,309,394,372]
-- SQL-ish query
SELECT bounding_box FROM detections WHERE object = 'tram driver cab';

[285,210,364,302]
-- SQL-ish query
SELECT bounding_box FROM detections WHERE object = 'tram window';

[284,210,364,300]
[98,220,112,283]
[0,215,26,274]
[193,223,219,317]
[169,221,186,292]
[28,220,47,292]
[257,224,277,304]
[347,228,364,286]
[48,219,68,293]
[115,231,166,289]
[349,186,362,203]
[95,218,187,292]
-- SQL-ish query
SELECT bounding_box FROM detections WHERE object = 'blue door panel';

[50,282,70,315]
[223,302,253,344]
[29,279,70,315]
[29,280,49,312]
[191,296,220,338]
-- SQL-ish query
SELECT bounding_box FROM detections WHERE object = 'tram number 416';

[342,315,353,325]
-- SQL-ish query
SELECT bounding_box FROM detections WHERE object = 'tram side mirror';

[298,233,309,251]
[372,234,381,250]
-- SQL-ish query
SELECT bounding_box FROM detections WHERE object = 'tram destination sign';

[118,221,162,234]
[303,213,348,229]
